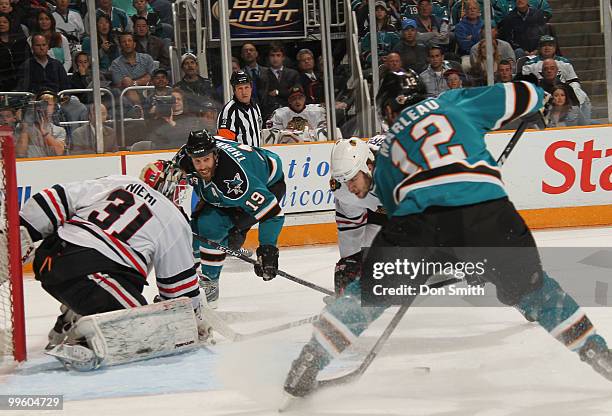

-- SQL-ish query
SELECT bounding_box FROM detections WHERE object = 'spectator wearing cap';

[443,69,463,89]
[266,85,327,142]
[495,59,514,82]
[197,100,218,132]
[143,68,172,117]
[0,12,30,92]
[392,17,428,73]
[264,43,300,117]
[499,0,546,58]
[109,32,156,89]
[360,1,400,65]
[71,103,118,154]
[374,1,398,31]
[415,0,449,50]
[454,0,483,57]
[520,35,572,75]
[133,14,169,68]
[17,34,70,94]
[217,70,263,147]
[419,46,452,97]
[174,53,218,113]
[297,48,324,104]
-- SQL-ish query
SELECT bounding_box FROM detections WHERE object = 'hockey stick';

[201,302,320,342]
[496,112,544,167]
[313,117,537,390]
[192,233,334,296]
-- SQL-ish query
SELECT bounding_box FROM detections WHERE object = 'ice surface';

[3,227,612,415]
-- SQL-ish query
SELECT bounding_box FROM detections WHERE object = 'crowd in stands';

[0,0,595,158]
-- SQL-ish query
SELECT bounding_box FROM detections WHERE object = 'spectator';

[360,2,400,65]
[70,51,111,103]
[454,0,482,57]
[444,68,463,89]
[415,0,449,50]
[495,59,514,82]
[71,102,118,153]
[174,52,217,113]
[0,0,26,35]
[380,51,404,79]
[17,34,70,94]
[197,100,218,132]
[92,0,133,33]
[0,13,30,91]
[419,46,451,97]
[469,34,501,85]
[0,103,21,137]
[499,0,546,57]
[148,0,172,26]
[374,1,398,30]
[470,25,515,74]
[144,67,171,116]
[133,15,169,68]
[231,56,241,73]
[131,0,171,40]
[528,57,592,122]
[29,10,72,72]
[267,84,326,137]
[297,48,323,104]
[109,32,155,89]
[547,84,587,127]
[392,17,428,73]
[52,0,85,43]
[264,43,300,116]
[82,13,120,72]
[149,87,203,149]
[520,35,572,76]
[241,42,268,106]
[16,92,66,157]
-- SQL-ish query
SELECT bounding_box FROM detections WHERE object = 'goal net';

[0,132,26,363]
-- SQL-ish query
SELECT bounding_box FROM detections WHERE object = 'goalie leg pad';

[49,298,200,370]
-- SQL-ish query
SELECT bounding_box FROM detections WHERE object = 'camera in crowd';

[22,100,48,124]
[153,95,176,118]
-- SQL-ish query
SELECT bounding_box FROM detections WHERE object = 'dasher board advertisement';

[207,0,307,41]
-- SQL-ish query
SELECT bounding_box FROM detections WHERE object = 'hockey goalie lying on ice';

[19,161,216,371]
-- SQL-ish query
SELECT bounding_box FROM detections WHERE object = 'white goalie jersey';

[20,175,199,301]
[267,104,326,132]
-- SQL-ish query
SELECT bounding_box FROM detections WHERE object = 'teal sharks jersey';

[189,139,284,222]
[374,81,544,217]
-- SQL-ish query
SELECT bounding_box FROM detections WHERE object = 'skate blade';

[278,391,299,413]
[45,344,99,371]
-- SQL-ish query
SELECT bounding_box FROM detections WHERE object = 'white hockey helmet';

[330,138,375,183]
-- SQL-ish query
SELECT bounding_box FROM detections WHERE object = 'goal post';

[0,130,26,362]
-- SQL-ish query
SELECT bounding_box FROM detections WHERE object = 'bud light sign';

[208,0,307,41]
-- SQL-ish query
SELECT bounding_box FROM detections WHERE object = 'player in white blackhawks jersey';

[19,165,204,352]
[330,136,386,295]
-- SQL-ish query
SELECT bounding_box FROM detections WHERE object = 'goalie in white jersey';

[19,162,211,369]
[330,136,387,295]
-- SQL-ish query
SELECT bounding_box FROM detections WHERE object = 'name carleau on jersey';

[19,175,199,300]
[374,81,544,216]
[189,138,284,222]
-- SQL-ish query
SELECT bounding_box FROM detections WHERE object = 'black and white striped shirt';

[217,98,263,147]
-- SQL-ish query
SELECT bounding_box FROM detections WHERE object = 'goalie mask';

[140,160,187,205]
[330,138,375,183]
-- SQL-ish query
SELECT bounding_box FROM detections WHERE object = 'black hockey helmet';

[376,69,426,118]
[230,70,252,88]
[185,129,217,158]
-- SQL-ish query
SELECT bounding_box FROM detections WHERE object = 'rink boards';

[15,124,612,248]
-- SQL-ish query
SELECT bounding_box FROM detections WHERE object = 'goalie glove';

[20,226,36,264]
[255,245,279,281]
[334,252,362,296]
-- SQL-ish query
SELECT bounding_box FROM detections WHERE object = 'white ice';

[3,226,612,416]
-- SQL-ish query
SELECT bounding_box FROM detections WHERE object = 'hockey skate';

[283,343,327,397]
[46,305,81,350]
[199,275,219,309]
[46,343,100,371]
[579,335,612,382]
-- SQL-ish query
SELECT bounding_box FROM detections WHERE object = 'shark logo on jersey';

[224,173,245,196]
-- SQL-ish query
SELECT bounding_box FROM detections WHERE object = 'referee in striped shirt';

[217,70,263,147]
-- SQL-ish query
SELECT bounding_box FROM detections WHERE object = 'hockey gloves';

[255,245,279,281]
[334,252,362,295]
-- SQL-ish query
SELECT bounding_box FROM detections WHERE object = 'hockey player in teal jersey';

[179,130,285,307]
[283,70,612,397]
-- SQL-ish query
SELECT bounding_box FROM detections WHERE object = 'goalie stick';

[291,116,536,396]
[192,233,334,296]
